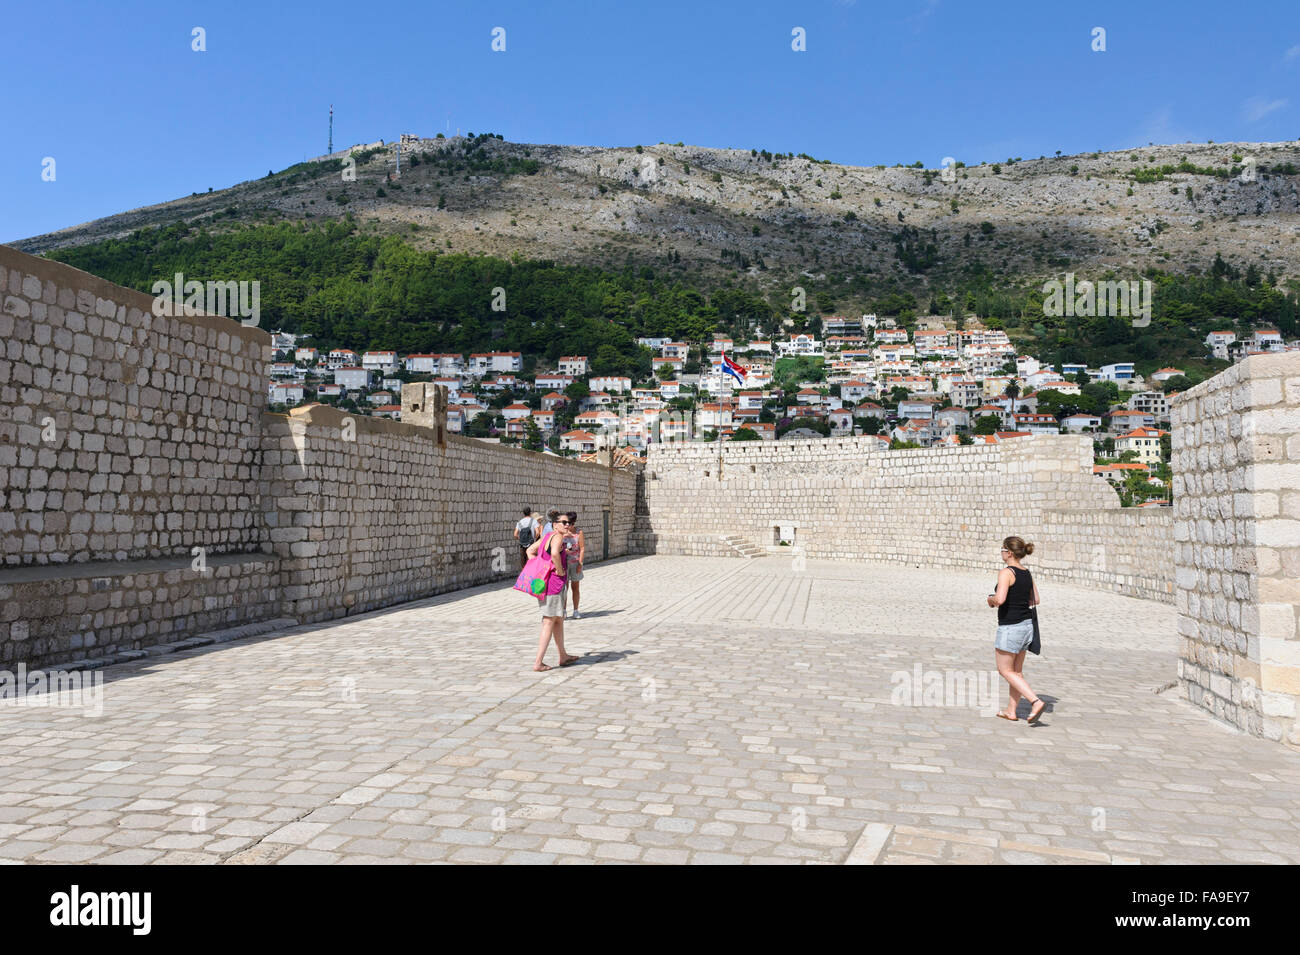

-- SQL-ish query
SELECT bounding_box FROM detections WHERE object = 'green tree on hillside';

[523,417,544,452]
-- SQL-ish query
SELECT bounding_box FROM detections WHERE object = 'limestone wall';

[260,404,637,624]
[0,246,269,567]
[636,434,1173,602]
[1172,352,1300,745]
[0,555,283,669]
[0,246,278,669]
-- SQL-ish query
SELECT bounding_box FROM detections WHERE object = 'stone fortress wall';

[1172,352,1300,744]
[635,434,1174,603]
[0,249,267,567]
[0,248,284,670]
[262,401,635,625]
[0,246,635,669]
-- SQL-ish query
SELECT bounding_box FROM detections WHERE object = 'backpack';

[518,520,535,549]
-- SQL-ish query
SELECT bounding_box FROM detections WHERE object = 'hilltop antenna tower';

[328,105,333,155]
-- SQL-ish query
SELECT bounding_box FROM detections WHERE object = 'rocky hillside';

[15,135,1300,297]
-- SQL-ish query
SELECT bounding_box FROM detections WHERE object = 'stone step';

[720,535,763,559]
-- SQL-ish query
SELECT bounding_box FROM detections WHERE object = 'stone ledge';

[58,617,300,672]
[0,551,278,585]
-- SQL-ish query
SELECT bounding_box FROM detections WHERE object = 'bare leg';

[1012,650,1041,719]
[534,617,556,670]
[996,650,1040,719]
[570,581,580,613]
[553,617,579,665]
[1008,647,1029,712]
[1007,650,1026,713]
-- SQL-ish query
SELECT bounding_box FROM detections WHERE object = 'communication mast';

[328,105,333,155]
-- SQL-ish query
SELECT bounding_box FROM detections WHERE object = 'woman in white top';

[563,511,586,619]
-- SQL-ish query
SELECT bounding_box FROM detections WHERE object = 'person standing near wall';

[987,536,1046,723]
[564,511,586,619]
[526,515,580,671]
[513,507,538,571]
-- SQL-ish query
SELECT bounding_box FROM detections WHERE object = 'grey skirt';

[540,587,567,618]
[995,618,1034,653]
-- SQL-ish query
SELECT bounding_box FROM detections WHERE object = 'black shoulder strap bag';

[1027,570,1041,655]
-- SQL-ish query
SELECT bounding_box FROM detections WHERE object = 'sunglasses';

[556,520,572,525]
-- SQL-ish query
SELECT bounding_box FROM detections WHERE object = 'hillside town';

[265,315,1298,508]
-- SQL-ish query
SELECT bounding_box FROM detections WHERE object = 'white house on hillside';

[1204,331,1236,360]
[362,351,399,374]
[334,367,373,391]
[590,375,631,393]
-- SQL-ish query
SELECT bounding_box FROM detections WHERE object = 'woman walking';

[526,515,580,672]
[987,536,1045,723]
[563,511,586,619]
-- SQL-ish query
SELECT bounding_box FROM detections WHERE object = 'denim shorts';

[995,618,1034,653]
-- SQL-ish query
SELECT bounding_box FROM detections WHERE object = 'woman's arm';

[1031,582,1040,607]
[549,533,565,575]
[987,568,1014,607]
[577,531,586,563]
[525,533,542,560]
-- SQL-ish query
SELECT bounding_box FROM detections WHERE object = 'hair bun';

[1024,542,1035,555]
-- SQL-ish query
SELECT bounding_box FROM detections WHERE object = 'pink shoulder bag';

[513,531,567,597]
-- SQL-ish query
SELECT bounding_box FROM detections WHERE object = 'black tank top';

[998,566,1033,625]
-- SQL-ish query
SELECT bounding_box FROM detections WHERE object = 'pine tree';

[523,416,544,452]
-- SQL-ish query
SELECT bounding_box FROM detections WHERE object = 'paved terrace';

[2,555,1298,865]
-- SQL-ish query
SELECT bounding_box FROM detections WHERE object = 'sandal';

[995,711,1018,721]
[1027,699,1046,723]
[533,663,553,672]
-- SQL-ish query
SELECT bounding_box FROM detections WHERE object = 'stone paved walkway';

[2,556,1298,865]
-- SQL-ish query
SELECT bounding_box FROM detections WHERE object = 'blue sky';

[4,0,1298,242]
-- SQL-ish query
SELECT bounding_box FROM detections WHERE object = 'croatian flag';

[720,351,747,385]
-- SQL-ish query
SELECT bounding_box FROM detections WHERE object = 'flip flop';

[533,664,553,672]
[559,656,581,666]
[1027,700,1046,723]
[995,712,1018,721]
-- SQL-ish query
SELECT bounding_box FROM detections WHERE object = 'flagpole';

[717,362,727,481]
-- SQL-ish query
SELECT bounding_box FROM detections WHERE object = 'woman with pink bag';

[523,516,581,671]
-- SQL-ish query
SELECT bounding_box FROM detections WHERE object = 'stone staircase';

[628,475,656,553]
[628,512,656,554]
[720,534,764,559]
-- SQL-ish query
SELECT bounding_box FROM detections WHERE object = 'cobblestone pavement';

[3,556,1299,865]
